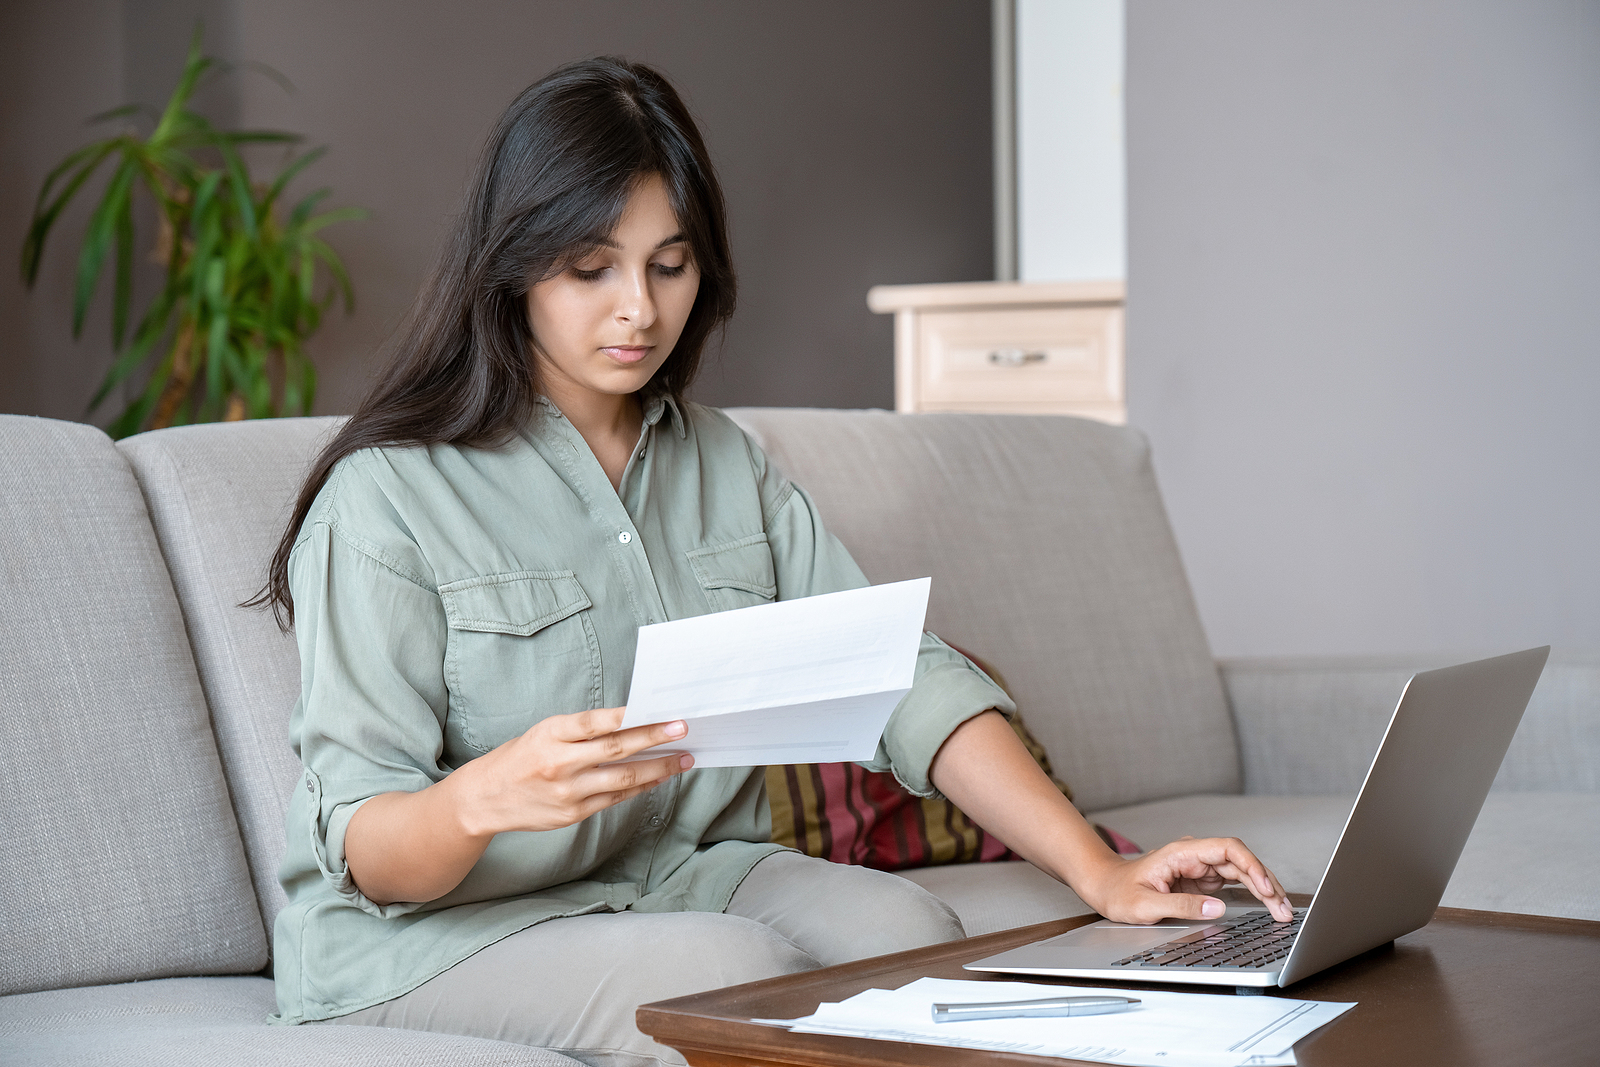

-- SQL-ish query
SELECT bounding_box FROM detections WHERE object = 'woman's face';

[526,173,701,412]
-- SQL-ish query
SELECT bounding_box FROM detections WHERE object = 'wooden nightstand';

[867,280,1125,423]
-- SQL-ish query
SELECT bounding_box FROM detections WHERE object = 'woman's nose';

[616,270,657,330]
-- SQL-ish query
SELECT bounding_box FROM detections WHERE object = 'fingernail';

[678,754,694,770]
[665,720,686,738]
[1202,899,1224,918]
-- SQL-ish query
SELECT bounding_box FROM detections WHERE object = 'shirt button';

[618,531,632,544]
[637,448,647,460]
[649,815,663,827]
[305,780,313,793]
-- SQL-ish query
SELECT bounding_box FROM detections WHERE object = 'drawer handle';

[988,349,1047,366]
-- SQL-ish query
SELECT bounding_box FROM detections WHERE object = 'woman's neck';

[543,384,643,492]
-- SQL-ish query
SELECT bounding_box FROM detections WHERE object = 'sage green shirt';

[271,397,1012,1024]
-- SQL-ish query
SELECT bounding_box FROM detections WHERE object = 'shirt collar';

[642,393,687,438]
[536,392,685,438]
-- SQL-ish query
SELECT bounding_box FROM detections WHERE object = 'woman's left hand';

[1080,835,1293,925]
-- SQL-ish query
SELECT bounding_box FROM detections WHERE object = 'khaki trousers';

[326,852,966,1067]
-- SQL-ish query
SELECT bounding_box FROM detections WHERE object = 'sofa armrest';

[1218,652,1600,795]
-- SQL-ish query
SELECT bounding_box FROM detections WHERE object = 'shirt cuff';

[306,770,428,919]
[867,658,1017,799]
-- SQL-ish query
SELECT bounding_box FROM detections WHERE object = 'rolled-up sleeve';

[287,510,449,918]
[753,444,1015,799]
[867,632,1017,797]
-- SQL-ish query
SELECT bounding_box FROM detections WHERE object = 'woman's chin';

[599,357,669,391]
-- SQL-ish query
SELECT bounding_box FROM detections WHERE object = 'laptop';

[965,646,1549,993]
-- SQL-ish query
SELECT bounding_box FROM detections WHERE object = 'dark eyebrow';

[592,232,688,251]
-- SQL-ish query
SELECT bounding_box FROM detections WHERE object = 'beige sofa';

[2,409,1594,1065]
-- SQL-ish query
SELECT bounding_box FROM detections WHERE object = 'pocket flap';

[686,534,777,599]
[438,571,592,636]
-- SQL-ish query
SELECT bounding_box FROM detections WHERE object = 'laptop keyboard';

[1111,911,1303,970]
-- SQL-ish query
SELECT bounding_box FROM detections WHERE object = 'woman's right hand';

[458,707,694,836]
[346,707,690,905]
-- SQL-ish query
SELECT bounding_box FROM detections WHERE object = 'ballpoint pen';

[932,995,1140,1023]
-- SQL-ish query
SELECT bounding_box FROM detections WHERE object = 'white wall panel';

[1017,0,1125,282]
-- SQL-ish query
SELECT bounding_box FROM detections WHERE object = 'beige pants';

[326,852,965,1067]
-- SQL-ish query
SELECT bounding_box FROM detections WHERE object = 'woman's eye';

[653,262,688,278]
[570,266,608,282]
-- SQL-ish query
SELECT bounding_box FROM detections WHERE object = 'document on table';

[755,977,1355,1067]
[618,578,931,768]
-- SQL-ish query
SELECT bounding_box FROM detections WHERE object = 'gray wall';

[0,0,125,424]
[2,0,991,422]
[1127,1,1600,657]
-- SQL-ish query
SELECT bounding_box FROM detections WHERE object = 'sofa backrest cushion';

[728,409,1240,812]
[118,417,343,931]
[0,416,267,995]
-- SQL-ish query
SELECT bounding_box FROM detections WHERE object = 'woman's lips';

[602,345,652,365]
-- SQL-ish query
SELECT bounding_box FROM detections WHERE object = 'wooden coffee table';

[638,897,1600,1066]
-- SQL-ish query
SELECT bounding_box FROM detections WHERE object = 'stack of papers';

[620,578,931,768]
[759,977,1355,1067]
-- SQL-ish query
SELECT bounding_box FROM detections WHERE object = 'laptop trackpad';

[1051,920,1194,954]
[967,920,1196,972]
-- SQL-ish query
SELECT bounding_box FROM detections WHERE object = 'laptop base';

[964,908,1290,988]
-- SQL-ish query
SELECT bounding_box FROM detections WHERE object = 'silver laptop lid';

[1278,646,1548,985]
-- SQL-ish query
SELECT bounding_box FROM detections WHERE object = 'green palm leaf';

[71,159,136,337]
[21,141,117,284]
[21,24,362,437]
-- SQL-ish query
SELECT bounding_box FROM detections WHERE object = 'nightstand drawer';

[870,280,1126,422]
[915,305,1123,416]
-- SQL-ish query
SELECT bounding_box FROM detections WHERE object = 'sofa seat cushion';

[1084,792,1600,921]
[893,861,1093,937]
[0,976,584,1066]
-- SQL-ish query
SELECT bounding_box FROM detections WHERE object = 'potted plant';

[20,31,363,438]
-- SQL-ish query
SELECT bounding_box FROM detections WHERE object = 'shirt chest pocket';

[687,533,778,613]
[438,571,603,754]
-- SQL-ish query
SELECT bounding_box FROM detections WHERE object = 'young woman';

[262,58,1290,1066]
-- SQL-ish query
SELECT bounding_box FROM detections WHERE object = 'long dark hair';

[251,57,736,627]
